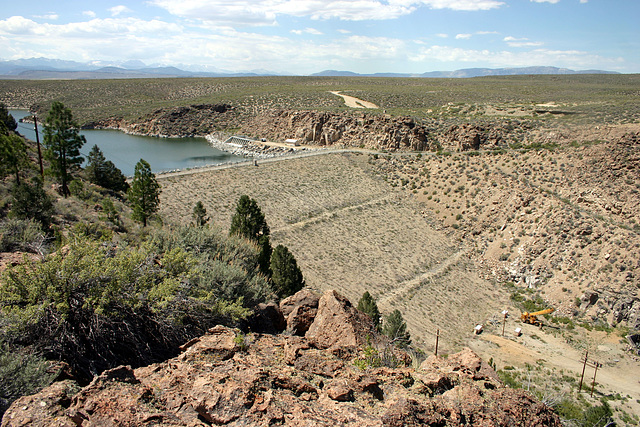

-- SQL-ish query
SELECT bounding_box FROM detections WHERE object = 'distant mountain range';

[312,66,620,78]
[0,58,285,79]
[0,58,620,80]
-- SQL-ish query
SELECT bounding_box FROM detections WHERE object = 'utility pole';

[435,329,440,357]
[33,114,44,179]
[579,350,588,392]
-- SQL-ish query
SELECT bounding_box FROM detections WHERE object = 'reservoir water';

[10,110,245,176]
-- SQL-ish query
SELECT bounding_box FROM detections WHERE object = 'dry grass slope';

[158,152,505,351]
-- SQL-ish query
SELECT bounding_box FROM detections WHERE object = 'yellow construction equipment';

[520,308,555,326]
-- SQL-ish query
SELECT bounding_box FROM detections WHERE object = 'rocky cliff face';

[2,290,561,426]
[86,105,436,151]
[84,104,237,138]
[241,110,433,151]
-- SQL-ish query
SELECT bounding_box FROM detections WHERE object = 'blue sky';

[1,0,638,74]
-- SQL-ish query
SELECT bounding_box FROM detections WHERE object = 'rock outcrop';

[242,110,432,151]
[2,290,561,426]
[279,289,320,335]
[84,104,237,138]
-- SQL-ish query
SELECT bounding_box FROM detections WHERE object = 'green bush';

[0,226,271,381]
[0,219,45,253]
[9,181,54,232]
[270,244,304,299]
[357,291,381,331]
[0,342,55,418]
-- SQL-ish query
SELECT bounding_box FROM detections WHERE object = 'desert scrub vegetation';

[495,362,620,427]
[0,223,278,414]
[0,107,300,417]
[2,74,639,126]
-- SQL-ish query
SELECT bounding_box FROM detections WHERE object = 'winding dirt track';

[330,91,379,109]
[378,248,469,307]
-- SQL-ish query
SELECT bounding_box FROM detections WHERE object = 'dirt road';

[330,91,379,109]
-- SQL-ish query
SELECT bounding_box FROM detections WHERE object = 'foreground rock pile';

[3,290,560,426]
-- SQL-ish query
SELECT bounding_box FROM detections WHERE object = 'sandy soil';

[330,91,379,109]
[469,327,640,417]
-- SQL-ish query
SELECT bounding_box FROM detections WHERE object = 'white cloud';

[530,0,561,3]
[291,27,324,35]
[579,0,588,3]
[150,0,413,24]
[408,0,504,11]
[436,33,448,38]
[83,11,97,18]
[455,33,472,39]
[33,13,59,20]
[504,36,544,47]
[338,29,351,34]
[409,44,623,70]
[149,0,504,25]
[109,6,133,17]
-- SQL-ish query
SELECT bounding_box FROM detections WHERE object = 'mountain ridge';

[0,58,620,79]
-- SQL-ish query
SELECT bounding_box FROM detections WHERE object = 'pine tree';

[43,102,86,197]
[357,291,381,331]
[127,159,160,227]
[383,309,411,348]
[229,195,272,276]
[270,244,304,298]
[0,103,17,133]
[85,145,129,193]
[192,201,209,227]
[0,133,29,185]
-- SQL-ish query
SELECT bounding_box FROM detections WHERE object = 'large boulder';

[279,289,320,335]
[247,302,287,334]
[305,290,378,349]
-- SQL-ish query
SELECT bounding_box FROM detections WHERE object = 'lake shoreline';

[10,109,246,176]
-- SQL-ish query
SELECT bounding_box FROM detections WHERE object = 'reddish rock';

[280,289,320,335]
[325,380,354,402]
[305,290,378,349]
[247,302,286,334]
[2,294,562,427]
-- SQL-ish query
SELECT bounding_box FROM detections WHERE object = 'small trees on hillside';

[128,159,160,227]
[192,201,209,227]
[270,244,305,298]
[383,309,411,348]
[10,180,54,231]
[85,145,129,193]
[43,102,86,197]
[0,134,29,185]
[357,291,381,331]
[229,195,272,276]
[0,103,17,133]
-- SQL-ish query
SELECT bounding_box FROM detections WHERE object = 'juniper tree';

[192,201,209,227]
[0,103,17,133]
[10,179,54,231]
[270,244,304,298]
[357,291,381,331]
[43,102,86,197]
[0,133,29,185]
[229,195,272,276]
[383,309,411,348]
[128,159,160,227]
[85,145,129,193]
